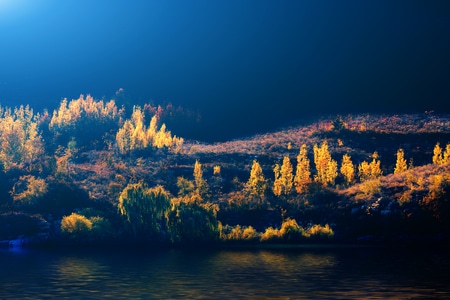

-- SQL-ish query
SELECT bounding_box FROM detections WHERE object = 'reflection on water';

[0,246,449,299]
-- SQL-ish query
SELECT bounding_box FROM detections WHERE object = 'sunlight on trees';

[61,213,92,234]
[213,165,221,175]
[177,176,195,196]
[116,106,183,154]
[193,160,208,198]
[0,105,43,171]
[246,160,267,197]
[358,151,382,182]
[224,225,259,241]
[394,148,408,174]
[50,95,122,147]
[273,156,294,196]
[433,142,450,165]
[313,141,338,186]
[10,175,47,204]
[294,144,312,194]
[340,154,355,185]
[118,183,171,238]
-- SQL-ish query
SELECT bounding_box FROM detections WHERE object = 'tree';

[10,175,48,204]
[340,154,355,185]
[50,95,122,148]
[177,176,195,196]
[313,141,338,186]
[115,106,183,154]
[273,156,294,196]
[246,160,267,197]
[193,160,208,197]
[433,142,450,165]
[394,148,408,174]
[294,144,312,193]
[118,183,171,239]
[167,199,221,244]
[273,164,282,197]
[0,105,43,171]
[432,143,443,165]
[358,151,382,182]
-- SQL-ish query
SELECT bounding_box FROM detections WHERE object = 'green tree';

[118,183,171,239]
[167,199,221,244]
[294,144,312,193]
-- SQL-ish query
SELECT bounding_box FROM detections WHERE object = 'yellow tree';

[432,142,450,165]
[294,144,312,193]
[116,120,134,154]
[273,164,282,196]
[340,154,355,185]
[273,156,294,196]
[394,148,408,174]
[313,140,338,186]
[358,151,382,181]
[432,143,443,165]
[246,160,267,197]
[0,105,43,171]
[193,160,208,197]
[445,143,450,164]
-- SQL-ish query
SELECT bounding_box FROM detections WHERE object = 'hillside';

[1,96,450,247]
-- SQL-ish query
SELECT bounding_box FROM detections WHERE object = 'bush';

[61,213,92,240]
[224,225,259,242]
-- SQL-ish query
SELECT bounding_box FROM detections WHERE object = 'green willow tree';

[167,199,221,244]
[118,182,171,240]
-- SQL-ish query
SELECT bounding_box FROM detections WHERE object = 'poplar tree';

[294,144,311,193]
[394,148,407,174]
[193,160,208,197]
[340,154,355,185]
[246,160,267,197]
[313,140,338,186]
[273,156,294,196]
[432,142,450,165]
[273,164,282,197]
[432,143,443,165]
[358,152,382,181]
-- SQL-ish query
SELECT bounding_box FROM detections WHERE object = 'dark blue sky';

[1,0,449,141]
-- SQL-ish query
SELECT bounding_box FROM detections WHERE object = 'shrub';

[61,213,92,240]
[224,225,259,241]
[305,224,334,239]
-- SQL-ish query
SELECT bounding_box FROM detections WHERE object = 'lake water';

[1,245,449,299]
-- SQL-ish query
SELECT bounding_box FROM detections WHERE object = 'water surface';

[1,246,448,299]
